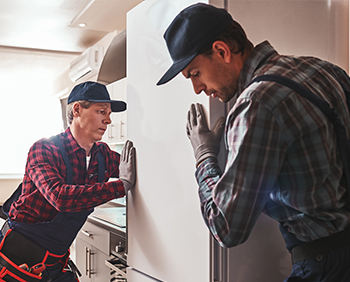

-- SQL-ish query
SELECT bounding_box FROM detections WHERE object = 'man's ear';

[72,102,81,117]
[212,41,232,63]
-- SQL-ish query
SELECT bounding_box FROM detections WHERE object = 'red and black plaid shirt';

[9,128,125,223]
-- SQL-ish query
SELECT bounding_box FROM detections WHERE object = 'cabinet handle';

[85,247,89,276]
[86,248,95,278]
[109,124,114,140]
[88,248,94,278]
[81,230,93,238]
[120,121,124,138]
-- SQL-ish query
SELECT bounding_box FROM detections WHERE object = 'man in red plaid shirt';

[0,81,136,282]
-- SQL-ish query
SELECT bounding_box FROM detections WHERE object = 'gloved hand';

[186,103,225,167]
[119,140,136,192]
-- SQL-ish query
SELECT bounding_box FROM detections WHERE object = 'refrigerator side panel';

[228,0,349,72]
[224,214,291,281]
[126,1,222,281]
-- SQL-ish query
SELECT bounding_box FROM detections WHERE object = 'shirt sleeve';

[26,140,125,212]
[196,98,286,248]
[331,65,350,129]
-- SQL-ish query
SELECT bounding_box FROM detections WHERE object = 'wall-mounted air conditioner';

[68,46,104,82]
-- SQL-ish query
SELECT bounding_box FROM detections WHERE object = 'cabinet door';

[76,237,110,282]
[75,237,91,282]
[103,78,127,145]
[91,246,110,282]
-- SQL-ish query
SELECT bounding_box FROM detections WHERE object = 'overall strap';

[249,74,350,200]
[50,135,105,184]
[97,152,105,183]
[50,136,73,184]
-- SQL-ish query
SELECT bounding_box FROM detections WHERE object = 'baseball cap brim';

[156,52,197,86]
[88,99,127,112]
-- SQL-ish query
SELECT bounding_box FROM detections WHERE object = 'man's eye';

[191,72,199,77]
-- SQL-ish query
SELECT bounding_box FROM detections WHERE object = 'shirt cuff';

[195,157,220,181]
[111,180,126,198]
[195,157,222,203]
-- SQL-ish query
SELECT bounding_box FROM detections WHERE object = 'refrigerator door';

[126,0,225,281]
[127,268,163,282]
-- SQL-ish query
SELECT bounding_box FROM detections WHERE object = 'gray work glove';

[186,103,225,167]
[119,140,136,192]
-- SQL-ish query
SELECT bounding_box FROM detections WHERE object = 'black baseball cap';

[156,3,233,86]
[68,81,126,112]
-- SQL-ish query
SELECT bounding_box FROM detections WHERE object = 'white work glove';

[186,103,225,167]
[119,140,136,192]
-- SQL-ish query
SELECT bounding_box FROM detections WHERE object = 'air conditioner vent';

[69,46,103,82]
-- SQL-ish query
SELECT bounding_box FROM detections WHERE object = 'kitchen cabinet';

[102,78,127,145]
[76,237,110,282]
[76,202,127,282]
[76,221,110,282]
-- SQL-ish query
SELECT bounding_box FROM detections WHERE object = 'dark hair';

[199,21,253,56]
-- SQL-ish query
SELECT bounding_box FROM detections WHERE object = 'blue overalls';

[0,135,105,282]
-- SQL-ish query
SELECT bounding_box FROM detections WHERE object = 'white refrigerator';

[125,0,349,281]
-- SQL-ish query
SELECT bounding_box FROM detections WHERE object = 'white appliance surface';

[126,0,349,281]
[127,1,215,281]
[127,267,163,282]
[228,0,349,72]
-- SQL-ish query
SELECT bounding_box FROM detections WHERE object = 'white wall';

[0,47,78,178]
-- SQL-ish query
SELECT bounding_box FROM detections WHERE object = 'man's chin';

[217,97,225,103]
[218,96,229,104]
[94,135,103,142]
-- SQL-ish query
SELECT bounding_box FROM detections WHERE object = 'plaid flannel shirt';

[196,41,350,247]
[9,128,125,223]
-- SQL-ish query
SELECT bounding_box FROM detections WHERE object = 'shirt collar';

[237,41,278,95]
[63,127,99,155]
[63,128,81,153]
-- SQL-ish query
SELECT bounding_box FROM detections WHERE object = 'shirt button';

[315,255,323,262]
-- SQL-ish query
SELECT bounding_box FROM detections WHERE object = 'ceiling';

[0,0,143,53]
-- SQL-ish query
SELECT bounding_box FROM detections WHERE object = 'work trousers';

[284,245,350,282]
[46,263,77,282]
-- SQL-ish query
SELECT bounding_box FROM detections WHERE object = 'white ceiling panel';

[0,0,142,52]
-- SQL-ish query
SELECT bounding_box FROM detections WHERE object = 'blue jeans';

[284,245,350,282]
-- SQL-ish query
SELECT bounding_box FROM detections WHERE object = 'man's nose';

[105,115,112,124]
[191,79,205,95]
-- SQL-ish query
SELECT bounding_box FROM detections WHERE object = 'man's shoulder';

[29,132,68,153]
[31,136,55,148]
[26,136,60,162]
